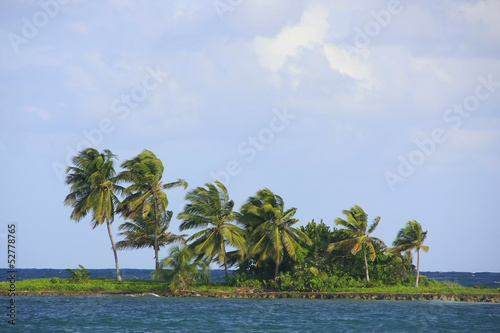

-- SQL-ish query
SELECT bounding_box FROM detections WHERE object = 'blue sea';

[1,269,499,332]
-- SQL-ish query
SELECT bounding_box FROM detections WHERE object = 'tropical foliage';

[64,148,123,282]
[238,189,312,280]
[154,245,211,290]
[116,210,186,263]
[390,220,429,287]
[66,265,91,283]
[63,147,436,292]
[178,181,246,278]
[327,205,384,283]
[116,149,187,270]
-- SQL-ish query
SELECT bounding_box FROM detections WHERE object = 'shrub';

[50,277,62,284]
[474,285,489,289]
[66,265,91,283]
[224,273,263,288]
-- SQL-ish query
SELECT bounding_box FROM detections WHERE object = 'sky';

[0,0,499,273]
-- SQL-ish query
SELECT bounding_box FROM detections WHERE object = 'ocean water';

[6,296,500,332]
[1,269,499,332]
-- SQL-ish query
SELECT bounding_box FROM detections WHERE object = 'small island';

[1,277,499,303]
[5,148,497,303]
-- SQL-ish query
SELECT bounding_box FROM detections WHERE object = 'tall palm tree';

[239,188,311,280]
[327,205,384,283]
[154,244,211,291]
[178,181,246,278]
[390,221,429,288]
[64,148,123,282]
[116,210,186,268]
[116,149,187,270]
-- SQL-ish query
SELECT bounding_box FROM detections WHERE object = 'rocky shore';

[2,289,499,303]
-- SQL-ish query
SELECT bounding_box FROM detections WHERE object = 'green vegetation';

[178,181,245,278]
[0,277,498,296]
[238,189,312,280]
[61,148,494,296]
[66,265,91,283]
[116,210,186,257]
[327,205,383,283]
[0,278,166,293]
[153,245,211,290]
[389,220,429,288]
[64,148,124,282]
[116,149,188,271]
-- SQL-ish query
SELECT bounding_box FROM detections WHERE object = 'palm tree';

[154,244,211,291]
[239,188,311,280]
[327,205,384,283]
[116,149,187,270]
[116,210,186,268]
[64,148,123,282]
[390,221,429,288]
[178,181,246,278]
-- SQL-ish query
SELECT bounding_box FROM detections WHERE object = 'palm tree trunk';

[415,248,420,288]
[222,244,229,278]
[274,262,279,281]
[106,220,122,282]
[153,194,160,271]
[224,256,229,278]
[362,243,370,283]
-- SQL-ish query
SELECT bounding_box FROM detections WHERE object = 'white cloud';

[249,4,330,77]
[324,44,371,81]
[222,0,305,37]
[249,2,375,102]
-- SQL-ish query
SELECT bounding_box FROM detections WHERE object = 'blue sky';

[0,0,499,272]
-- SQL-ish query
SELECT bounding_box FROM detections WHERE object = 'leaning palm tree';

[390,221,429,288]
[327,205,384,283]
[178,181,246,278]
[64,148,123,282]
[116,210,186,268]
[154,244,211,291]
[116,149,187,270]
[239,188,311,280]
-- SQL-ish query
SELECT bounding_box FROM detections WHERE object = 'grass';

[0,278,167,293]
[323,284,500,295]
[1,278,498,295]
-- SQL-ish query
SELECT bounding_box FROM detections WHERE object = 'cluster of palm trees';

[178,184,313,282]
[63,148,311,284]
[327,205,429,288]
[64,148,428,288]
[64,148,187,282]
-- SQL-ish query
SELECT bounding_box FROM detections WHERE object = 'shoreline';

[2,290,499,303]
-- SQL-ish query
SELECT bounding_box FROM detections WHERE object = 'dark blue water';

[5,296,500,332]
[2,269,499,289]
[422,271,500,289]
